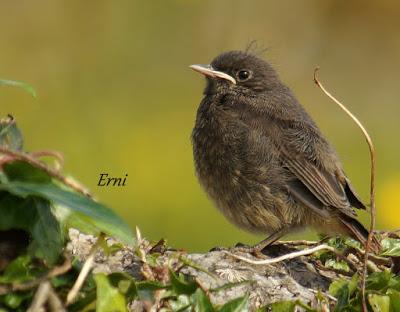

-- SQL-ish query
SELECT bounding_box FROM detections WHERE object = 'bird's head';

[190,50,280,95]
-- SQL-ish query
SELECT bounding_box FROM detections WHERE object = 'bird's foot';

[235,246,266,258]
[209,246,228,252]
[210,243,267,258]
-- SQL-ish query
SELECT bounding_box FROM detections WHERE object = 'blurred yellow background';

[1,1,399,251]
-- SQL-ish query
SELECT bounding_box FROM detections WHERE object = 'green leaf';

[329,278,351,312]
[381,238,400,257]
[368,294,390,312]
[348,274,359,297]
[28,198,63,264]
[343,237,363,250]
[0,117,23,151]
[266,301,296,312]
[169,294,191,311]
[94,273,127,312]
[0,255,35,283]
[51,273,76,288]
[170,269,198,295]
[367,271,394,291]
[136,280,167,301]
[68,289,96,312]
[324,259,350,272]
[329,278,348,297]
[2,291,32,309]
[218,295,249,312]
[0,193,63,264]
[0,79,36,98]
[193,288,215,312]
[294,300,317,312]
[3,161,51,183]
[0,194,38,232]
[107,272,137,301]
[0,181,134,245]
[387,289,400,312]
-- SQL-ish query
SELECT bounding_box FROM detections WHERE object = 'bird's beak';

[189,64,236,85]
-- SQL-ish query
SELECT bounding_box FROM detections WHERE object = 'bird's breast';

[191,100,291,233]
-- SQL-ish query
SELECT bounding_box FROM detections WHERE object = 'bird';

[190,50,379,254]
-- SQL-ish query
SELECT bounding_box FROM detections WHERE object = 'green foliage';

[268,237,400,312]
[218,296,249,312]
[94,273,127,312]
[0,116,133,266]
[381,238,400,257]
[0,181,133,245]
[0,79,36,98]
[0,113,253,311]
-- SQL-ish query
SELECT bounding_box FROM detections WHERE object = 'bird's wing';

[278,126,363,217]
[230,94,365,216]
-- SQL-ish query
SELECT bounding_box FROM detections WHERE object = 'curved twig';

[30,150,65,171]
[0,147,91,196]
[313,68,376,312]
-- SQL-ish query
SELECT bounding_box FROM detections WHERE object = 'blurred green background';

[1,0,399,251]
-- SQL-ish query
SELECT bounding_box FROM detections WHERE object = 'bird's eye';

[237,70,251,82]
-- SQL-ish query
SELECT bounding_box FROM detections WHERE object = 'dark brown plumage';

[190,50,379,252]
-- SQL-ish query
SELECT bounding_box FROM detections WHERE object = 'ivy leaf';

[107,272,137,301]
[265,301,296,312]
[329,278,348,298]
[3,161,51,184]
[329,278,352,312]
[169,294,191,311]
[0,255,39,284]
[367,271,394,291]
[68,289,96,312]
[368,294,390,312]
[0,181,134,245]
[28,198,63,264]
[193,288,215,312]
[324,259,350,272]
[387,289,400,312]
[0,79,36,98]
[218,295,249,312]
[2,291,32,309]
[94,273,127,312]
[0,194,62,264]
[136,280,167,302]
[170,269,198,295]
[0,194,37,232]
[381,238,400,257]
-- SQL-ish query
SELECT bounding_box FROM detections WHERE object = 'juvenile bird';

[190,50,379,253]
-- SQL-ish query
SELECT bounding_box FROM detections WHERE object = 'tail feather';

[339,215,381,253]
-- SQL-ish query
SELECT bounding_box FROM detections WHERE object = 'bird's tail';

[339,214,381,254]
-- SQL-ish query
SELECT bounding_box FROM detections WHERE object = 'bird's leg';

[228,228,289,257]
[252,228,289,253]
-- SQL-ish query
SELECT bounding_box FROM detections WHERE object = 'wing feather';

[282,148,357,218]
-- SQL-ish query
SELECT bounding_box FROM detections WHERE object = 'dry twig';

[223,244,335,265]
[30,150,65,171]
[0,254,72,295]
[27,281,51,312]
[0,146,91,196]
[65,234,105,306]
